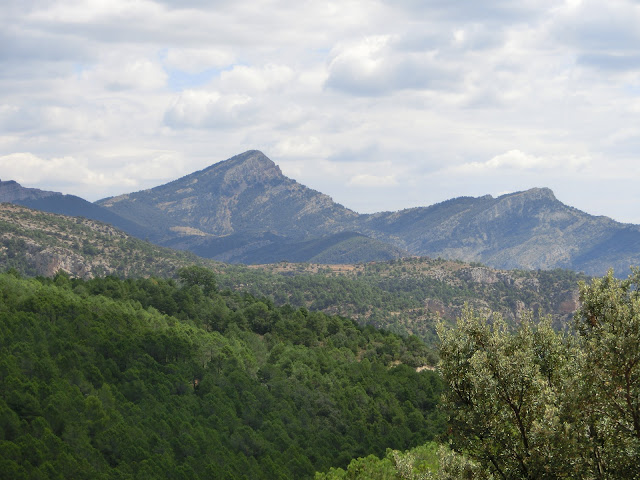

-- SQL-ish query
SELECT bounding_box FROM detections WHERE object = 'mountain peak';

[205,150,277,171]
[230,149,275,165]
[98,150,357,241]
[523,187,556,200]
[497,187,557,203]
[221,150,283,180]
[190,150,284,191]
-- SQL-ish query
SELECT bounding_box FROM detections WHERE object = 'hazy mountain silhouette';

[4,151,639,275]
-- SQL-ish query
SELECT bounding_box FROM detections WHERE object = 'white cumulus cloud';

[325,35,457,95]
[454,150,591,173]
[219,64,296,93]
[80,55,167,91]
[164,89,254,128]
[0,153,94,185]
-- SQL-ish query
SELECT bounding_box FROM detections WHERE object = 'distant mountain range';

[3,150,640,275]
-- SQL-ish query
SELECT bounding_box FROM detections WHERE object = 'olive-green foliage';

[215,259,584,345]
[437,268,640,480]
[177,265,218,295]
[574,268,640,478]
[0,270,444,479]
[438,309,577,479]
[316,442,442,480]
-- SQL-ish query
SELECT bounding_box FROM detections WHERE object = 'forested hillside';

[215,259,586,343]
[2,202,637,478]
[1,202,586,347]
[0,269,444,479]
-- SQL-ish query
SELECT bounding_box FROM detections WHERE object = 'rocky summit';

[96,151,403,264]
[98,150,360,239]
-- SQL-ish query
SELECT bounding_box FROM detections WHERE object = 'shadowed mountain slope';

[362,188,640,275]
[163,231,406,264]
[0,179,60,202]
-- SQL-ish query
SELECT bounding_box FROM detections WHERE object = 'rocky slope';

[98,151,360,239]
[96,150,403,263]
[362,188,640,275]
[0,203,206,278]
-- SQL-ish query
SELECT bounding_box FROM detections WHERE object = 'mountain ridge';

[1,179,152,240]
[3,150,639,275]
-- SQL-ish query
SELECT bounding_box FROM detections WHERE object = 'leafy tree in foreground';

[438,310,578,479]
[575,269,640,478]
[437,269,640,479]
[315,442,490,480]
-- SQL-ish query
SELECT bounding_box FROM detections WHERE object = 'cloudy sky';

[2,0,640,223]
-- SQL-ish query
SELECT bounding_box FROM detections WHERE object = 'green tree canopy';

[177,265,218,295]
[437,268,640,479]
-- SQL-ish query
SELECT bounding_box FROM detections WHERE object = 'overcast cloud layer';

[1,0,640,223]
